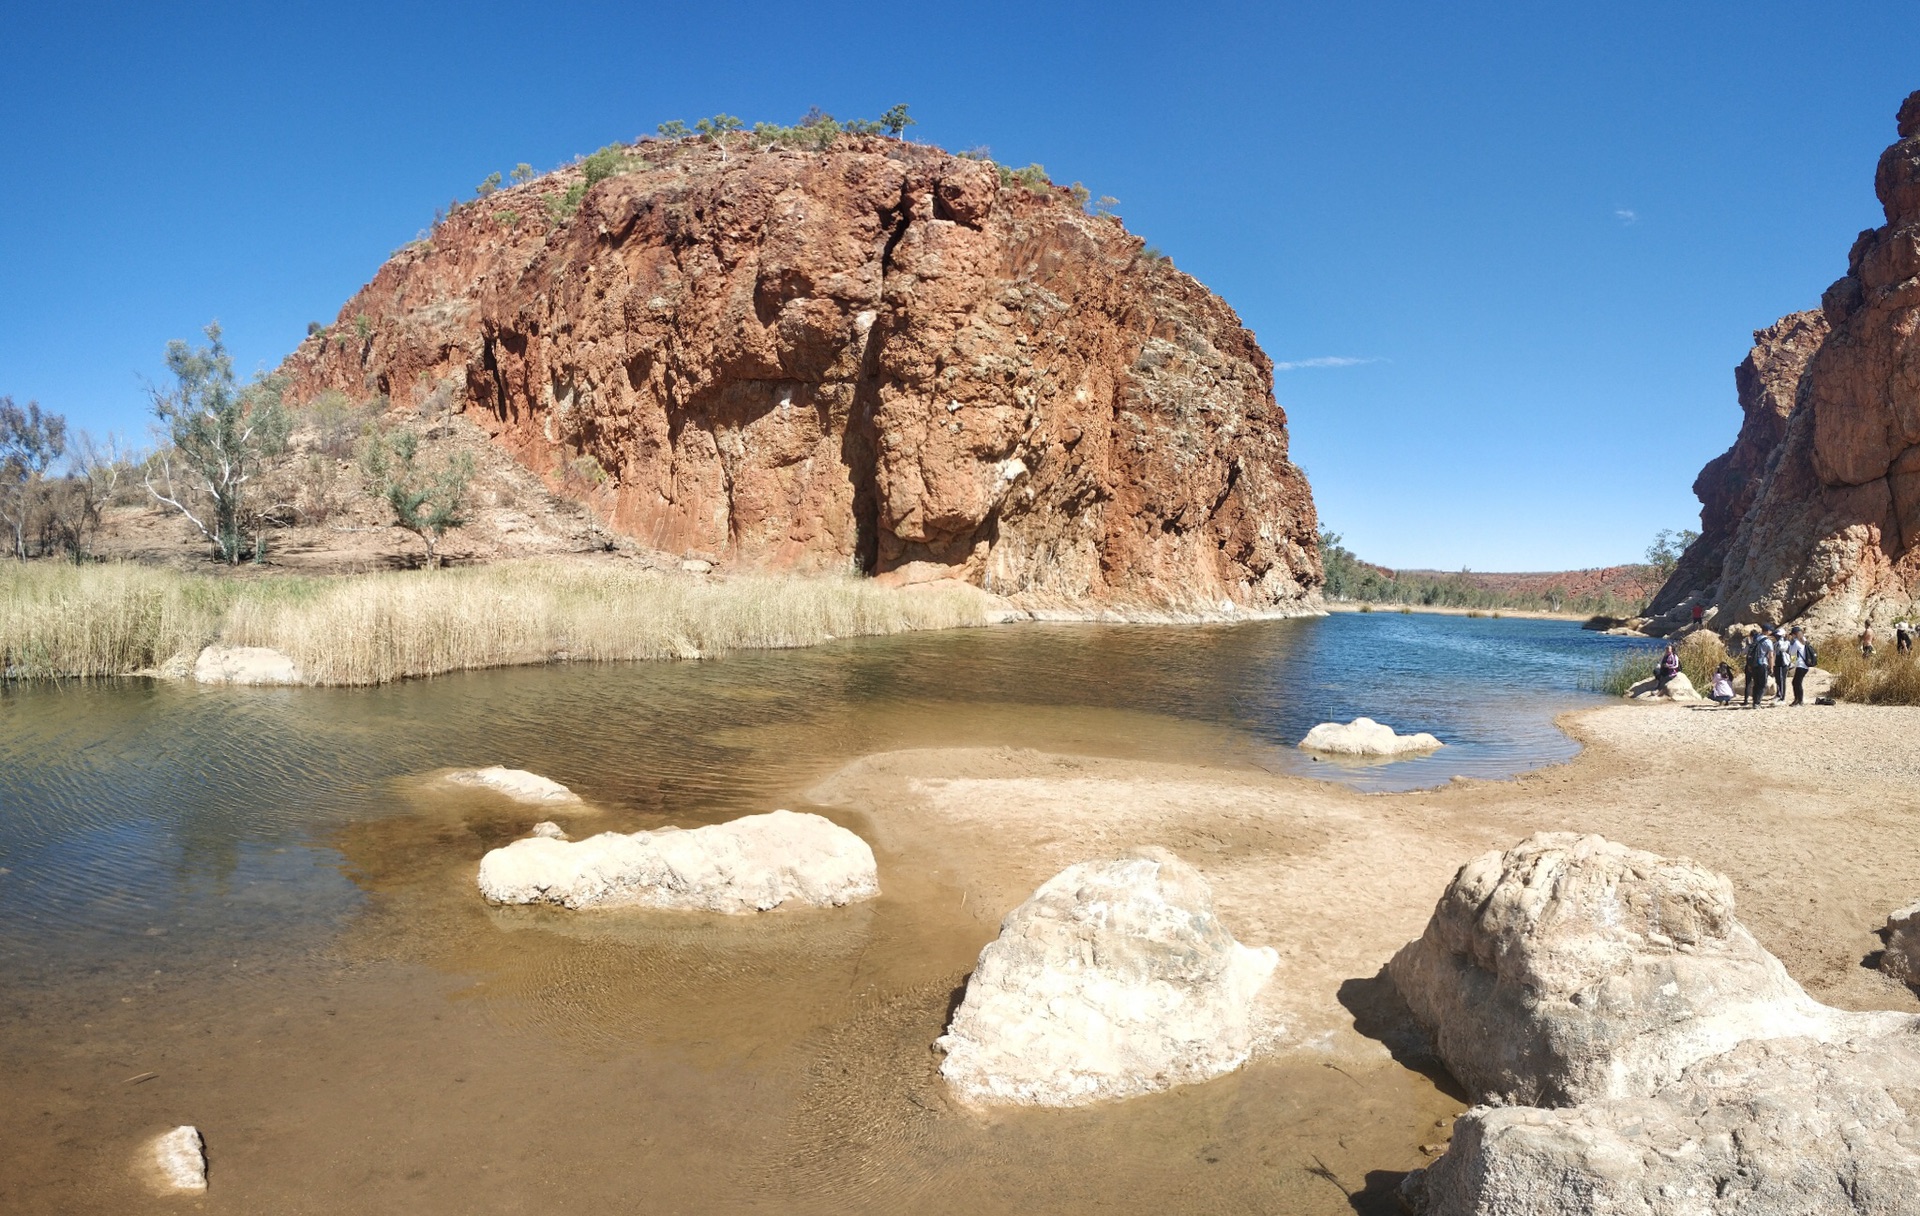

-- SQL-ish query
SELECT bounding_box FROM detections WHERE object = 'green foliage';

[582,143,644,187]
[1095,195,1121,216]
[1645,527,1700,581]
[510,163,535,185]
[306,321,325,337]
[1140,245,1169,263]
[144,324,291,563]
[997,162,1052,192]
[547,181,588,221]
[1,396,68,559]
[1318,529,1651,617]
[495,209,520,228]
[475,171,503,198]
[360,424,473,568]
[880,104,914,136]
[1068,182,1091,209]
[354,313,373,342]
[656,120,690,139]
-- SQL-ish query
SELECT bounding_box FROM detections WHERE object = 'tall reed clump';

[221,562,992,684]
[0,562,232,677]
[1826,644,1920,704]
[1677,630,1734,689]
[1584,648,1658,696]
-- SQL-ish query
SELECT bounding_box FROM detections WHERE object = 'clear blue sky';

[2,2,1914,570]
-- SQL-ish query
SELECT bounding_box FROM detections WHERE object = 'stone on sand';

[476,809,878,913]
[147,1125,206,1192]
[444,767,582,805]
[1880,899,1920,986]
[935,852,1276,1107]
[1297,717,1442,757]
[192,645,303,686]
[1626,671,1703,702]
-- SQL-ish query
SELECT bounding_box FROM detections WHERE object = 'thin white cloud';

[1272,356,1381,372]
[1614,208,1638,224]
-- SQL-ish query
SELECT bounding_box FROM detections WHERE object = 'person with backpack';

[1745,627,1775,707]
[1786,627,1812,705]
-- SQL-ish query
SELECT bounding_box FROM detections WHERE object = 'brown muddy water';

[0,617,1641,1213]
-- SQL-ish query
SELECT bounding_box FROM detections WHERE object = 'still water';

[0,612,1640,1214]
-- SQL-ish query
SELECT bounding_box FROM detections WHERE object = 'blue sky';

[2,1,1914,570]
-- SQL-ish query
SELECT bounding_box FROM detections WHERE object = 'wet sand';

[6,700,1918,1213]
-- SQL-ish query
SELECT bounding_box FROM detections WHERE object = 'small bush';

[510,163,535,185]
[475,171,503,198]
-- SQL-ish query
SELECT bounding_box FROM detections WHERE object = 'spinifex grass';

[1,560,990,684]
[1826,644,1920,705]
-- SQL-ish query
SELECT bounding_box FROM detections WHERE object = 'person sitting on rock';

[1654,643,1681,691]
[1709,664,1735,705]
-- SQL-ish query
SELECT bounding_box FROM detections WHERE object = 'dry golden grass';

[2,560,990,684]
[1826,642,1920,705]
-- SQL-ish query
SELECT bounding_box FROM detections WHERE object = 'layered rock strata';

[935,852,1276,1106]
[476,809,878,913]
[1393,833,1920,1215]
[280,135,1321,615]
[1656,91,1920,631]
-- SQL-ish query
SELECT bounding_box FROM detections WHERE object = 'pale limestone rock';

[1405,1030,1920,1216]
[192,645,303,686]
[1881,900,1920,986]
[1387,833,1845,1107]
[147,1125,206,1192]
[443,767,582,805]
[529,821,569,840]
[1298,716,1442,757]
[1626,671,1703,702]
[477,809,877,913]
[935,853,1276,1107]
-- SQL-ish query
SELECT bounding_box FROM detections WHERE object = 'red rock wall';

[1658,91,1920,630]
[281,137,1322,614]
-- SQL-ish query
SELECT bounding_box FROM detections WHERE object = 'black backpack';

[1804,640,1818,668]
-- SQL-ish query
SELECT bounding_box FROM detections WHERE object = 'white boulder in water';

[193,645,303,686]
[444,767,582,805]
[1298,716,1442,757]
[477,809,878,913]
[935,852,1277,1107]
[147,1125,206,1192]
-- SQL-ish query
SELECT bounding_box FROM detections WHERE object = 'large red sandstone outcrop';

[281,135,1321,614]
[1656,90,1920,630]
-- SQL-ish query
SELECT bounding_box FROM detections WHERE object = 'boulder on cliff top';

[476,809,878,913]
[443,767,583,805]
[278,135,1321,615]
[1404,1028,1920,1216]
[1387,833,1841,1107]
[193,645,303,686]
[146,1125,207,1192]
[935,852,1276,1107]
[1298,717,1442,757]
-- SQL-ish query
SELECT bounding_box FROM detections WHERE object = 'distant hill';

[1318,533,1658,615]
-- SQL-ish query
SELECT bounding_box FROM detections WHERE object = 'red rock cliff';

[1657,90,1920,630]
[282,135,1322,614]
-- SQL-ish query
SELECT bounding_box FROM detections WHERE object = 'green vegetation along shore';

[0,560,990,685]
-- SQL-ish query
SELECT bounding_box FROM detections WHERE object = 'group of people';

[1680,624,1817,707]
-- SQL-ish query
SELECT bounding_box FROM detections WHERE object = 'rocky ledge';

[280,133,1321,616]
[1393,833,1920,1215]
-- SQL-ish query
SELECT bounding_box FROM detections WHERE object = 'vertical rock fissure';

[843,185,916,573]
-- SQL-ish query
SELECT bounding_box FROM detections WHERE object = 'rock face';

[935,852,1276,1107]
[193,645,303,686]
[1406,1029,1920,1216]
[279,134,1320,615]
[1656,91,1920,632]
[444,767,583,805]
[1297,717,1442,757]
[476,809,878,913]
[1881,900,1920,986]
[1394,834,1920,1216]
[147,1125,207,1192]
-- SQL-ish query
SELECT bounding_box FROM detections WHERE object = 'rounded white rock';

[1298,716,1443,757]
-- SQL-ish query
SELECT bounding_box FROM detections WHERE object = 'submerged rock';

[147,1125,206,1192]
[1297,717,1442,757]
[476,809,878,913]
[192,645,303,686]
[444,767,583,805]
[1394,833,1920,1215]
[935,852,1276,1107]
[1881,900,1920,986]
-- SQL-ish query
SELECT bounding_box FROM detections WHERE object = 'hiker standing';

[1863,624,1876,658]
[1898,620,1913,654]
[1785,627,1811,705]
[1772,628,1790,702]
[1746,628,1775,707]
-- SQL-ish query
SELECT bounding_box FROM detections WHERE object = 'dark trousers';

[1745,663,1767,706]
[1773,661,1787,700]
[1792,667,1807,704]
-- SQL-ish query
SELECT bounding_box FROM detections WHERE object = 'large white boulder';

[1297,717,1442,757]
[444,767,582,805]
[1626,671,1703,702]
[146,1125,206,1192]
[935,852,1276,1107]
[193,645,303,686]
[1387,833,1838,1107]
[476,809,878,913]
